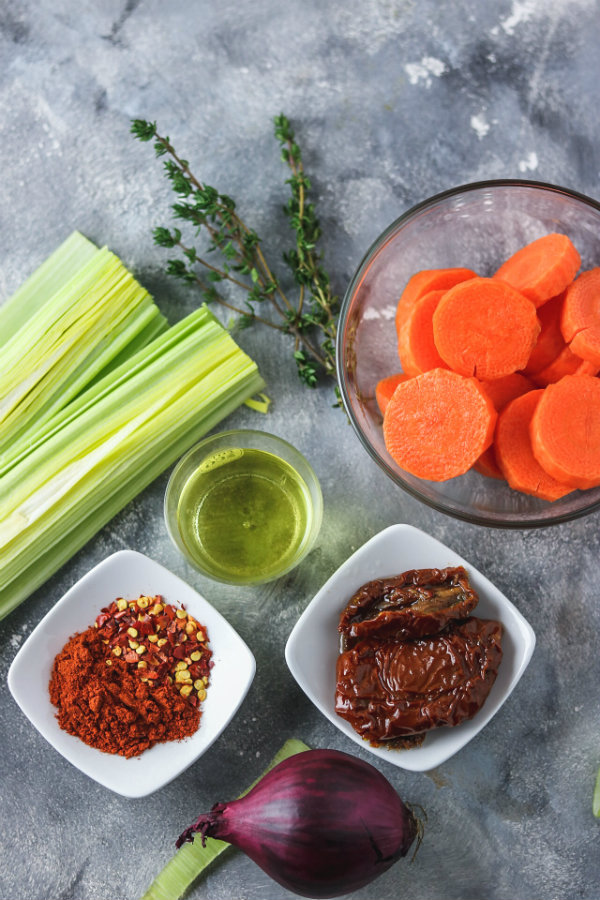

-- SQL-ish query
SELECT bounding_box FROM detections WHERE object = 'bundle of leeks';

[0,233,264,619]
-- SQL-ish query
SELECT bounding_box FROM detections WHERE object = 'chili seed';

[175,670,192,684]
[112,647,122,657]
[137,660,148,669]
[190,651,202,661]
[175,609,187,619]
[185,621,197,634]
[180,684,193,697]
[128,640,139,650]
[157,638,167,647]
[116,598,128,612]
[175,661,188,671]
[147,634,158,643]
[193,679,204,690]
[197,688,207,701]
[127,627,138,638]
[137,596,150,609]
[105,659,112,666]
[136,645,147,656]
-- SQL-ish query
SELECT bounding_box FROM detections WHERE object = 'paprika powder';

[49,594,212,758]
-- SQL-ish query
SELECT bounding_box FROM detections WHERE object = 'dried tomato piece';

[335,617,503,743]
[338,566,480,647]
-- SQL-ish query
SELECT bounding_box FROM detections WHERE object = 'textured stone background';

[1,1,599,898]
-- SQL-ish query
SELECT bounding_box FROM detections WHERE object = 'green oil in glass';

[176,447,314,582]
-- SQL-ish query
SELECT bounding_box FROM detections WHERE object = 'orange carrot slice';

[432,277,540,379]
[397,289,449,376]
[494,233,581,308]
[474,373,536,479]
[480,373,537,410]
[560,267,600,365]
[383,368,497,481]
[375,373,409,415]
[523,291,566,375]
[395,267,477,336]
[531,344,599,387]
[494,390,574,501]
[530,375,600,489]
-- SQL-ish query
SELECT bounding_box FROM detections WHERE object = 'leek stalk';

[0,306,264,619]
[0,233,167,455]
[0,235,265,619]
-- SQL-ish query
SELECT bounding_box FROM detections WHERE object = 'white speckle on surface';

[518,151,539,171]
[9,623,29,650]
[470,113,490,139]
[404,56,447,88]
[337,177,392,239]
[500,0,537,35]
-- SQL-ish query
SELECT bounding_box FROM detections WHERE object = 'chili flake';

[94,595,213,706]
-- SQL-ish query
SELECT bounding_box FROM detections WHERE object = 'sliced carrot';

[375,373,410,415]
[473,373,536,479]
[480,373,537,410]
[473,451,505,481]
[494,233,581,308]
[383,368,497,481]
[397,289,449,376]
[530,375,600,489]
[395,267,477,336]
[531,344,599,387]
[523,291,566,375]
[560,267,600,365]
[494,390,574,501]
[432,277,540,379]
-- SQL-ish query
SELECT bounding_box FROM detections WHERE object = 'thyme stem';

[131,115,338,393]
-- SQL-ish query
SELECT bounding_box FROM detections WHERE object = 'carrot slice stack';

[432,277,540,379]
[474,373,536,480]
[375,373,409,415]
[530,375,600,489]
[561,268,600,365]
[395,267,476,336]
[494,390,573,501]
[532,345,599,387]
[397,289,448,376]
[523,291,567,376]
[494,233,581,308]
[383,368,496,481]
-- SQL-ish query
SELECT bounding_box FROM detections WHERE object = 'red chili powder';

[49,626,200,758]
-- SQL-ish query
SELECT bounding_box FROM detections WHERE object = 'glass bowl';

[165,429,323,584]
[337,179,600,528]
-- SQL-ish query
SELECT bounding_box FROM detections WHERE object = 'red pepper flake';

[87,595,213,711]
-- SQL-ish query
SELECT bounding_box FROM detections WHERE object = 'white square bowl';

[8,550,255,797]
[285,524,535,771]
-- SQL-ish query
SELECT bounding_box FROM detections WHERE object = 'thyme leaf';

[131,115,339,399]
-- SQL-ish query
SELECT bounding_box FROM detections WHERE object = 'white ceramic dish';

[285,524,535,771]
[8,550,255,797]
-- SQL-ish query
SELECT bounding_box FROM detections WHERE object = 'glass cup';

[165,430,323,584]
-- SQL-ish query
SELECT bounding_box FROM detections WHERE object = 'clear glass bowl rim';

[336,178,600,529]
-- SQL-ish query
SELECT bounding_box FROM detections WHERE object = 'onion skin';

[177,749,419,899]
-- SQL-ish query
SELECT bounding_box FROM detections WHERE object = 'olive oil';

[176,447,314,583]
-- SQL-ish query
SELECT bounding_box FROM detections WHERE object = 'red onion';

[177,748,421,898]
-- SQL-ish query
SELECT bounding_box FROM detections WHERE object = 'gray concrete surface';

[1,1,599,898]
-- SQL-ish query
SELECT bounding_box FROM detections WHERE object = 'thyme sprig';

[131,116,339,392]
